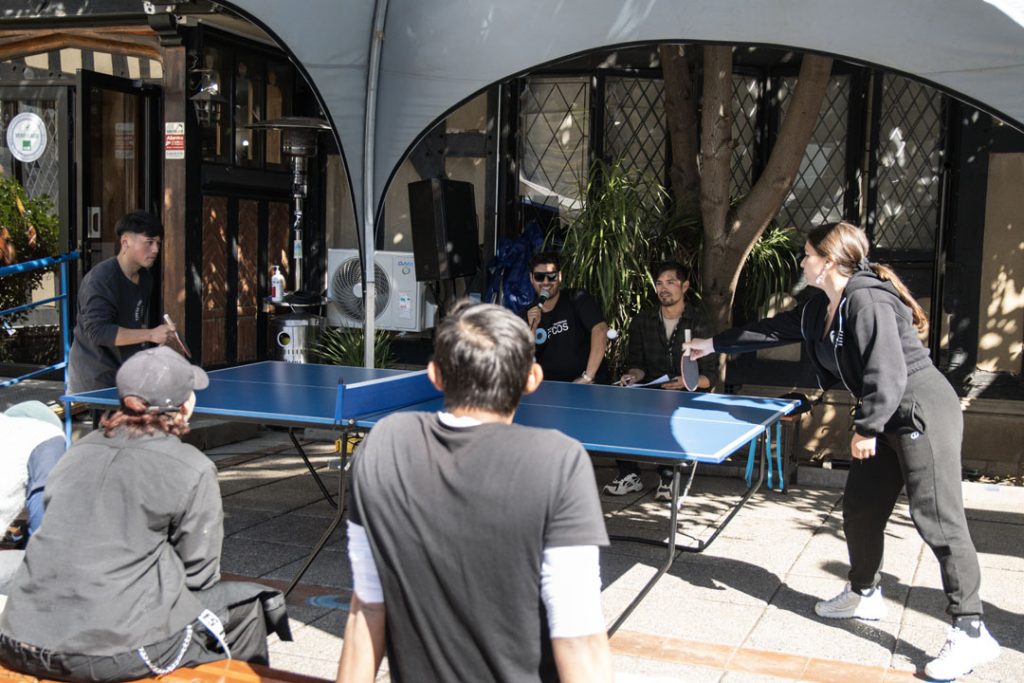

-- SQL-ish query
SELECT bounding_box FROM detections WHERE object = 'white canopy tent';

[223,0,1024,365]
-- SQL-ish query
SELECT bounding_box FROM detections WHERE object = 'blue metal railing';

[0,251,79,440]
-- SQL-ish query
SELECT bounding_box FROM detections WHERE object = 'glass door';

[75,70,161,275]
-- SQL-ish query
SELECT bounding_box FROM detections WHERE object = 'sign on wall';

[6,112,47,163]
[165,121,185,160]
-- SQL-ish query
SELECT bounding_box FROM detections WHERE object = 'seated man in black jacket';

[609,261,715,501]
[0,347,289,682]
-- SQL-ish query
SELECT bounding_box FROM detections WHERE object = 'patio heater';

[248,116,331,363]
[248,116,331,293]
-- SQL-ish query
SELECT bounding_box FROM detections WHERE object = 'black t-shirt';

[349,412,609,683]
[527,289,607,382]
[68,257,153,393]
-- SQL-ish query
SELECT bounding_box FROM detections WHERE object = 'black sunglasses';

[532,271,559,282]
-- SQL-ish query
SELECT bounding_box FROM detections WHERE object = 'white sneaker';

[654,482,673,502]
[814,582,887,620]
[603,473,643,496]
[924,622,1000,681]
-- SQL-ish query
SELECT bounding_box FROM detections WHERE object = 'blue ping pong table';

[64,360,798,634]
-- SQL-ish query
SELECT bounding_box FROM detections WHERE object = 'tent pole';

[362,0,389,368]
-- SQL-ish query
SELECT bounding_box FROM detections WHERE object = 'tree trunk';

[659,44,700,225]
[698,48,834,384]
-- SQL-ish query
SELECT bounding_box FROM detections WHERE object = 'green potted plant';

[0,174,60,363]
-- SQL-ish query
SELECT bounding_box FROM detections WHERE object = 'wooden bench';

[0,659,331,683]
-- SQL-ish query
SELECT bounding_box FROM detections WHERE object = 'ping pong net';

[332,370,441,423]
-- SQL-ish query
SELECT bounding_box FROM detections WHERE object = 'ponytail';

[101,395,191,438]
[871,263,929,334]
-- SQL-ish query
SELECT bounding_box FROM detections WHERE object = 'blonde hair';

[807,221,928,334]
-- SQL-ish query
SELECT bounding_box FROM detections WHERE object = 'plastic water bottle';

[271,266,285,303]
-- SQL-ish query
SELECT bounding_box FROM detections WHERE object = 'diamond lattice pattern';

[604,76,667,204]
[732,75,760,195]
[519,78,590,213]
[776,75,849,231]
[874,75,943,251]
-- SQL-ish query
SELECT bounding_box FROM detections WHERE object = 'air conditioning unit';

[326,249,436,332]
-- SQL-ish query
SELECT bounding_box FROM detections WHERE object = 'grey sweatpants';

[842,366,983,617]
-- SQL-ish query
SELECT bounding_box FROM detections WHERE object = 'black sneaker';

[2,520,28,549]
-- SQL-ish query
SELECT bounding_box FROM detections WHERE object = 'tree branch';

[731,54,834,245]
[660,44,700,220]
[699,45,734,251]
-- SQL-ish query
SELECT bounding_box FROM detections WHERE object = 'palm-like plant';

[739,225,802,319]
[553,159,683,373]
[312,327,396,368]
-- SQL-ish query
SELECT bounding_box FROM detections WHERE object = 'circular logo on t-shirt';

[6,112,47,163]
[535,327,548,345]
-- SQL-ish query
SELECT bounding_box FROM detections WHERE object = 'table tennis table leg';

[677,429,766,553]
[284,430,351,597]
[605,426,774,635]
[289,428,338,509]
[607,464,682,636]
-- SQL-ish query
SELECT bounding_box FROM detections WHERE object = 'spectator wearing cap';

[68,210,175,395]
[0,401,65,593]
[0,347,291,682]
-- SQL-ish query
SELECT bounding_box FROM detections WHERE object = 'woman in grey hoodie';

[684,221,998,681]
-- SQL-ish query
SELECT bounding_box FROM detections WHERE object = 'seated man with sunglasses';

[523,252,609,385]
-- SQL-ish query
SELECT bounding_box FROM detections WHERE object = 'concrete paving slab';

[264,651,340,680]
[603,586,766,647]
[744,606,901,668]
[266,547,351,589]
[969,518,1024,572]
[612,653,725,682]
[655,556,784,607]
[271,615,344,661]
[220,537,310,577]
[221,475,338,512]
[232,513,346,551]
[223,508,276,536]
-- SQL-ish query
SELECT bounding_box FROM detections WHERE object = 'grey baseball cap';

[116,346,209,413]
[4,399,62,430]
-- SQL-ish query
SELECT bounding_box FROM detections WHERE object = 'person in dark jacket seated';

[0,347,290,683]
[684,221,998,681]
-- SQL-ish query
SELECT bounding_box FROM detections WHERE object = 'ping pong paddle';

[163,313,192,359]
[680,328,699,391]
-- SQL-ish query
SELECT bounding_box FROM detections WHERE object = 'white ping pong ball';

[606,329,619,340]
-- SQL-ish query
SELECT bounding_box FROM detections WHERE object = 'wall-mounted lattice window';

[873,74,943,252]
[732,75,760,195]
[603,76,666,202]
[519,77,590,213]
[775,75,849,231]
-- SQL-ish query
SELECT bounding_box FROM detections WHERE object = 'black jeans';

[0,582,284,683]
[842,366,983,617]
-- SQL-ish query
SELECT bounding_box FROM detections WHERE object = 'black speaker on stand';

[408,178,480,283]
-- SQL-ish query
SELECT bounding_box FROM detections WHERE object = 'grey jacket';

[0,429,223,655]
